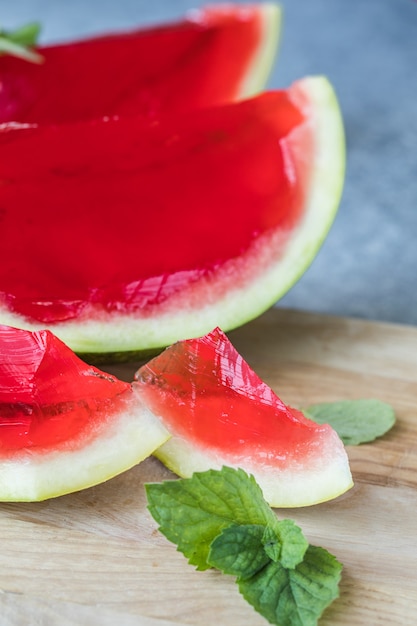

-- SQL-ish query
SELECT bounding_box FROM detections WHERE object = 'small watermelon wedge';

[0,4,280,125]
[0,76,345,360]
[0,324,169,501]
[135,327,353,507]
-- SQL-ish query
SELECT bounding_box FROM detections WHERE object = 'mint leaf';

[272,520,309,569]
[209,519,309,581]
[238,545,342,626]
[262,524,282,563]
[304,398,396,445]
[2,22,41,47]
[208,524,270,579]
[0,22,43,63]
[145,466,276,570]
[146,467,342,625]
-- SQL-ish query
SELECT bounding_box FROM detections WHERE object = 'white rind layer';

[0,76,345,355]
[236,3,282,98]
[0,401,170,502]
[154,427,353,508]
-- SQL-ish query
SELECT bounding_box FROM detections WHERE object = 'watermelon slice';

[0,76,345,359]
[135,327,353,507]
[0,4,280,125]
[0,324,169,501]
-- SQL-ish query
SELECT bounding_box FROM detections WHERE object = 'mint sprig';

[303,398,396,445]
[146,467,342,625]
[0,22,43,63]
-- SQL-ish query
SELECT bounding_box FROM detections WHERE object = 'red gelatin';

[0,5,270,125]
[0,325,131,451]
[136,327,325,460]
[0,90,306,323]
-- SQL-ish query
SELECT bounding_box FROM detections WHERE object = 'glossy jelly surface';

[0,6,262,125]
[0,90,308,323]
[135,328,330,460]
[0,325,131,451]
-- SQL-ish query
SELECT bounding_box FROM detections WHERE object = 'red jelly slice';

[0,324,169,500]
[0,324,131,450]
[134,327,353,507]
[136,327,325,458]
[0,89,306,324]
[0,4,277,125]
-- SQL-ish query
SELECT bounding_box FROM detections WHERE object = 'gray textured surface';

[1,0,416,325]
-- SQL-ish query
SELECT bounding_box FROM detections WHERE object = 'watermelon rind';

[0,403,169,502]
[152,428,353,508]
[0,75,344,359]
[227,3,282,99]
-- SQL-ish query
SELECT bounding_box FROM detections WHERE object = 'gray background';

[2,0,416,326]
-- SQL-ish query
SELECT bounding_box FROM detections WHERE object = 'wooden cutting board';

[1,308,416,626]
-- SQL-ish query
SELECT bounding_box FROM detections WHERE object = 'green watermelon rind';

[0,75,344,357]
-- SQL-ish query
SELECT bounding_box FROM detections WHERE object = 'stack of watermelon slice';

[0,4,351,505]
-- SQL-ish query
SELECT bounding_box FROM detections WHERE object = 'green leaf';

[209,519,310,581]
[2,22,41,46]
[0,22,43,63]
[272,520,309,569]
[208,524,270,580]
[238,545,342,626]
[262,524,282,563]
[303,398,396,445]
[145,466,276,570]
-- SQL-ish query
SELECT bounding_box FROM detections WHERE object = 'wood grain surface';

[1,308,416,625]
